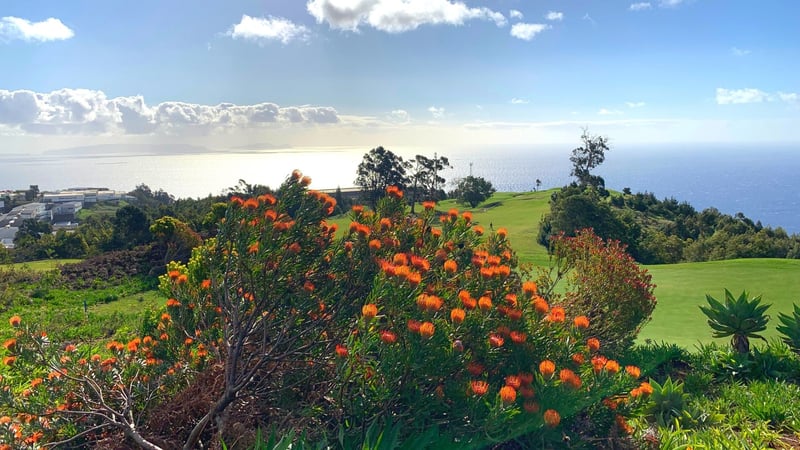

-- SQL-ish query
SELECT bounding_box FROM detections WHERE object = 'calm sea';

[1,143,798,233]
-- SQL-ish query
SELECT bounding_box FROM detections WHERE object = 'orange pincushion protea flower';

[2,339,15,351]
[505,375,521,389]
[605,360,621,374]
[335,344,348,358]
[522,281,537,295]
[509,330,527,343]
[559,369,582,389]
[488,333,504,348]
[380,330,397,344]
[524,400,540,414]
[539,360,556,378]
[520,385,535,399]
[592,355,608,373]
[470,380,489,396]
[443,259,458,274]
[573,315,590,329]
[467,361,484,376]
[587,337,600,352]
[9,315,22,327]
[368,239,382,250]
[572,353,586,365]
[450,308,466,324]
[478,296,493,311]
[533,297,549,314]
[544,409,561,427]
[422,201,436,210]
[499,386,517,404]
[419,322,435,339]
[548,306,566,323]
[496,227,508,238]
[407,319,421,333]
[625,365,641,378]
[361,303,378,320]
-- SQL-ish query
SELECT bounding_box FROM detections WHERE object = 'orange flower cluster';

[416,294,443,312]
[559,369,582,389]
[380,330,397,344]
[9,315,21,327]
[547,306,566,323]
[539,360,556,378]
[625,365,641,378]
[470,380,489,396]
[418,322,435,339]
[499,386,517,404]
[630,381,654,398]
[450,308,466,324]
[573,315,590,329]
[587,337,601,352]
[385,186,403,199]
[544,409,561,427]
[361,303,378,320]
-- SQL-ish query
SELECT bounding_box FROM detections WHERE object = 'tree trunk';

[183,391,236,450]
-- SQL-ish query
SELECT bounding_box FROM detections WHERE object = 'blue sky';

[1,0,798,153]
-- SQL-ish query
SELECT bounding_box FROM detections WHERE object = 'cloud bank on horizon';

[0,0,798,146]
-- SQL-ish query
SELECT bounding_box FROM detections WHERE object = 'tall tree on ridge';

[355,146,410,208]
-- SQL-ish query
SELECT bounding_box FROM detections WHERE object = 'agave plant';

[699,289,770,354]
[776,303,800,354]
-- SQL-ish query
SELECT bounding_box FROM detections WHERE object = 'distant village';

[0,185,134,249]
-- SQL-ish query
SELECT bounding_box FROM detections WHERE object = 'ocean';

[1,143,798,233]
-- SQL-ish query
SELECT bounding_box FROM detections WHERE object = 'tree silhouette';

[355,146,410,208]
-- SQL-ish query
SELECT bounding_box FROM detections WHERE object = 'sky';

[1,0,798,154]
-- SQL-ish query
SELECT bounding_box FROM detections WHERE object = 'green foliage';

[643,377,690,427]
[776,303,800,354]
[355,146,411,208]
[452,175,496,208]
[547,229,657,355]
[699,289,770,353]
[569,128,610,190]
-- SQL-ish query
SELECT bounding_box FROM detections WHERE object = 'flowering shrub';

[330,197,642,446]
[547,229,657,355]
[0,174,650,448]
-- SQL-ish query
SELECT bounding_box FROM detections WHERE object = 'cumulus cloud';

[509,10,524,20]
[510,98,529,104]
[306,0,506,33]
[625,101,646,108]
[427,106,445,119]
[510,23,549,41]
[228,15,310,44]
[715,88,769,105]
[598,108,623,115]
[629,3,652,11]
[388,109,411,123]
[730,47,751,56]
[545,11,564,21]
[0,88,340,135]
[0,16,74,42]
[777,92,799,104]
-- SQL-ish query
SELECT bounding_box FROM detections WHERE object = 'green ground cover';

[3,259,82,271]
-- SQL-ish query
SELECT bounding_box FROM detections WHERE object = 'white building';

[11,203,50,221]
[0,226,18,249]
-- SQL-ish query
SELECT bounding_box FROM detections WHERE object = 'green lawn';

[639,258,800,348]
[2,259,82,271]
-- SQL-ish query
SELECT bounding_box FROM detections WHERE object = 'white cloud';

[659,0,684,6]
[0,89,340,135]
[598,108,623,115]
[510,23,550,41]
[306,0,506,33]
[510,98,529,104]
[0,16,74,42]
[777,92,799,104]
[730,47,751,56]
[545,11,564,21]
[509,10,524,20]
[388,109,411,123]
[716,88,769,105]
[629,3,652,11]
[427,106,445,119]
[228,15,310,44]
[625,101,646,108]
